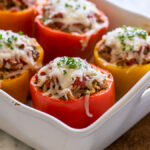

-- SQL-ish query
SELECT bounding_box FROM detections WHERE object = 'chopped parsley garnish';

[130,45,134,51]
[10,45,14,50]
[119,35,126,46]
[18,31,23,35]
[83,5,86,10]
[57,62,61,67]
[63,70,67,75]
[0,33,20,50]
[64,1,85,10]
[57,57,83,69]
[6,36,15,50]
[118,26,148,51]
[122,47,126,51]
[65,3,73,8]
[122,25,127,31]
[136,29,147,39]
[0,34,2,40]
[7,37,13,44]
[12,35,18,41]
[103,86,108,90]
[92,73,97,76]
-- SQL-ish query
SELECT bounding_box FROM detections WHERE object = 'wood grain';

[106,113,150,150]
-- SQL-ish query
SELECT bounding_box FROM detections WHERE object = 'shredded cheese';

[0,30,39,79]
[102,26,150,65]
[42,0,107,50]
[43,0,102,32]
[35,57,109,100]
[84,95,93,118]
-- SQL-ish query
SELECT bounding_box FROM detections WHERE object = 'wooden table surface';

[106,113,150,150]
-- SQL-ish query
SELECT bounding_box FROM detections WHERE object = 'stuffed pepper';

[30,57,115,128]
[0,0,36,36]
[94,26,150,99]
[35,0,109,63]
[0,30,44,103]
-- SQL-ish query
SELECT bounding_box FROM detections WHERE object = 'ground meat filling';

[42,0,105,34]
[0,30,40,79]
[0,0,35,11]
[35,75,106,100]
[34,57,110,100]
[98,26,150,67]
[0,49,39,79]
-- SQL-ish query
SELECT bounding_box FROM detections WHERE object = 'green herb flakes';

[63,70,67,75]
[92,73,97,76]
[118,26,148,51]
[18,31,23,35]
[57,57,84,70]
[83,5,86,10]
[57,62,61,67]
[65,3,73,8]
[0,34,2,40]
[103,86,108,90]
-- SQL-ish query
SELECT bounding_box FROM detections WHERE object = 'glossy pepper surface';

[0,8,35,36]
[94,41,150,100]
[30,66,115,129]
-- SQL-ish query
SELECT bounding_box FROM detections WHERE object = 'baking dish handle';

[140,88,150,112]
[134,77,150,119]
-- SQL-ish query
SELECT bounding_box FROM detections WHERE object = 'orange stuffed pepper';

[0,30,43,103]
[94,26,150,99]
[0,0,36,36]
[30,57,115,128]
[35,0,108,64]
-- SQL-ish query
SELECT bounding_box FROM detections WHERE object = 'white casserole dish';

[0,71,150,150]
[0,0,150,150]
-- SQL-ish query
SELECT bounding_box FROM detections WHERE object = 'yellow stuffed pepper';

[94,26,150,100]
[0,30,43,103]
[0,0,36,36]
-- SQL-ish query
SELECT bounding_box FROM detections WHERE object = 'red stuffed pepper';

[35,0,109,63]
[0,0,36,36]
[30,57,115,128]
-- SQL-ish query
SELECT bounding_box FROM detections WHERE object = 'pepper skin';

[0,43,44,104]
[1,70,30,103]
[0,8,35,36]
[30,66,115,129]
[35,10,109,64]
[94,40,150,100]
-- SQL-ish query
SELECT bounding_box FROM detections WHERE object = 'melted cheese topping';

[43,0,103,33]
[35,57,108,99]
[0,30,39,79]
[102,26,150,65]
[42,0,107,50]
[84,95,93,117]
